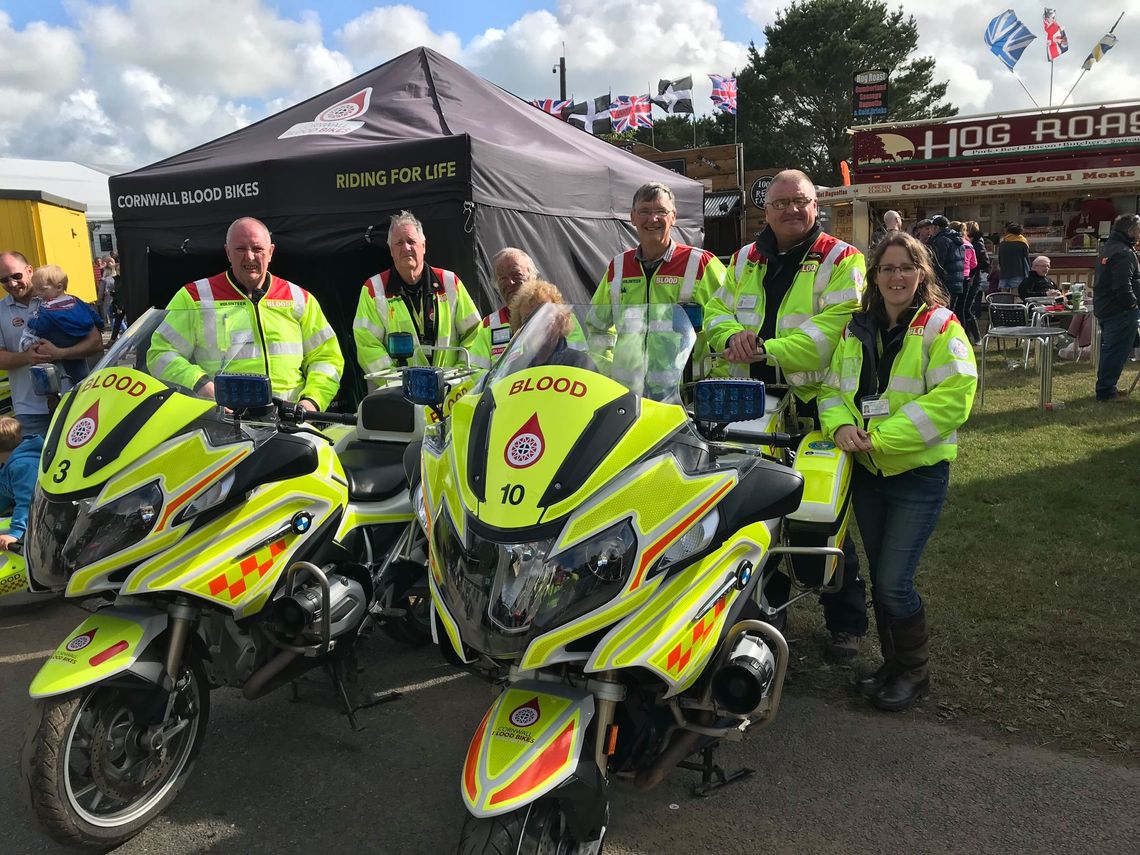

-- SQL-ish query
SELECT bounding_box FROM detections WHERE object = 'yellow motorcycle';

[410,303,846,853]
[21,308,426,848]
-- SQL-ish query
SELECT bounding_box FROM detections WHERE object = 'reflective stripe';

[567,338,587,352]
[778,313,811,329]
[648,320,673,332]
[307,361,341,381]
[590,334,616,348]
[800,319,828,349]
[922,307,954,357]
[786,370,814,386]
[927,360,977,385]
[367,355,393,373]
[227,345,262,361]
[609,253,625,315]
[149,350,180,375]
[267,341,303,356]
[679,248,702,303]
[901,400,944,446]
[156,320,192,353]
[286,282,306,321]
[620,320,647,334]
[369,274,389,334]
[822,371,842,389]
[840,376,859,392]
[278,385,302,402]
[354,315,385,338]
[887,375,926,395]
[706,313,734,330]
[647,370,675,385]
[818,396,844,413]
[813,239,851,312]
[195,278,219,355]
[736,310,760,327]
[469,352,491,369]
[734,244,752,283]
[456,311,480,333]
[823,287,859,306]
[304,327,336,350]
[714,286,733,303]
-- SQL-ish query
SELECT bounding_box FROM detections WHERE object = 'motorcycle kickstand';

[677,745,755,797]
[326,656,401,732]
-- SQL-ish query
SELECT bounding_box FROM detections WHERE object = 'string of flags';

[529,74,736,134]
[983,8,1121,73]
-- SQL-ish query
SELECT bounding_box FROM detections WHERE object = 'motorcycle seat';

[338,440,409,502]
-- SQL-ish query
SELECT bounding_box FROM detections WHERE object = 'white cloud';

[337,4,463,67]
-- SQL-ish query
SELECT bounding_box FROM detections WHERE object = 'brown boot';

[873,606,929,711]
[857,600,896,698]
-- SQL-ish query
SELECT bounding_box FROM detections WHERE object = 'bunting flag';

[984,9,1037,70]
[1043,8,1069,61]
[609,95,653,132]
[567,94,612,134]
[1082,31,1119,70]
[529,99,572,119]
[652,76,694,114]
[708,74,737,114]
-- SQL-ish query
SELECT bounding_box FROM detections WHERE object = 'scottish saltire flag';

[1043,9,1069,61]
[568,95,611,134]
[530,99,572,119]
[984,10,1037,70]
[1082,32,1119,70]
[709,74,737,114]
[652,76,694,114]
[609,95,653,132]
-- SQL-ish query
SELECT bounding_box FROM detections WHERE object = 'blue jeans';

[1095,308,1140,399]
[15,412,52,438]
[852,461,949,619]
[998,276,1023,293]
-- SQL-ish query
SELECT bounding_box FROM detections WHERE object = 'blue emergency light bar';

[402,366,447,407]
[693,379,766,423]
[214,373,273,410]
[388,331,416,361]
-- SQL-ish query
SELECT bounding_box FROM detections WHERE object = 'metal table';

[978,326,1068,412]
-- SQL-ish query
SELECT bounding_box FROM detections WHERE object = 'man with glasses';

[588,182,727,392]
[705,168,868,661]
[469,248,539,369]
[0,251,103,437]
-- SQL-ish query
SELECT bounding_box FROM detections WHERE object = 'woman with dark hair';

[964,221,989,344]
[818,232,977,711]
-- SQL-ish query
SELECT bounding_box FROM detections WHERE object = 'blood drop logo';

[505,413,544,469]
[509,697,541,728]
[66,629,97,652]
[67,402,100,449]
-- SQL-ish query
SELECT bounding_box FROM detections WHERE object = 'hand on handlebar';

[724,331,766,364]
[834,424,873,453]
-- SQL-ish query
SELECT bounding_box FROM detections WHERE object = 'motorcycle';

[409,302,846,853]
[21,308,431,848]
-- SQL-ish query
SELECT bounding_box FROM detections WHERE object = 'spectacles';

[633,208,673,219]
[766,196,815,211]
[0,271,25,285]
[877,264,920,277]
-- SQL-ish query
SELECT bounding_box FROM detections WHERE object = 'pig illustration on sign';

[857,132,916,164]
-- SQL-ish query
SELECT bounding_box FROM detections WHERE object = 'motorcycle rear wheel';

[380,565,432,647]
[457,800,605,855]
[24,657,210,849]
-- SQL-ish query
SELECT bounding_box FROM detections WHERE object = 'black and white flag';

[652,76,694,114]
[568,94,613,134]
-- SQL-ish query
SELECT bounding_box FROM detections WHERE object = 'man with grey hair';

[587,181,727,389]
[1018,255,1061,301]
[469,247,539,368]
[883,210,902,232]
[148,217,343,410]
[354,210,480,376]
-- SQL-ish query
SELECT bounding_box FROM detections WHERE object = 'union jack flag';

[529,99,572,119]
[609,95,653,132]
[1043,8,1069,62]
[708,74,737,115]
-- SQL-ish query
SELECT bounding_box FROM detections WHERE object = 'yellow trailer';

[0,190,96,302]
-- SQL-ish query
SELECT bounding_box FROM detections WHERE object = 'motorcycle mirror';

[402,366,447,407]
[388,331,416,362]
[214,373,273,410]
[30,365,61,397]
[693,379,767,423]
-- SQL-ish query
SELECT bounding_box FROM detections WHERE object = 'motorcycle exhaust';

[710,633,776,716]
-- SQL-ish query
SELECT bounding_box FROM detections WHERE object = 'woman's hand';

[834,424,873,453]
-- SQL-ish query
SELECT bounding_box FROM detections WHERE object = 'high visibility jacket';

[353,266,480,375]
[705,232,864,399]
[148,272,344,410]
[586,243,726,390]
[469,307,512,370]
[817,304,977,477]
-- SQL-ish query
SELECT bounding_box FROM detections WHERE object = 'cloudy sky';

[1,0,1136,170]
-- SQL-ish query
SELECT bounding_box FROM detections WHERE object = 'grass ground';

[785,343,1140,762]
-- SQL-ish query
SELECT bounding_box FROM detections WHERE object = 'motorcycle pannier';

[784,430,853,587]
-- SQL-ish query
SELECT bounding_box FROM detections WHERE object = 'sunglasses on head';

[0,271,25,286]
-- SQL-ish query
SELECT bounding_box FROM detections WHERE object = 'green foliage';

[632,113,738,150]
[740,0,956,183]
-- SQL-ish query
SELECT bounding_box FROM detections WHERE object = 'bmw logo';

[290,512,313,534]
[735,560,754,590]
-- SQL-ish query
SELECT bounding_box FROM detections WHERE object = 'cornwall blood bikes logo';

[279,88,373,139]
[66,629,97,652]
[509,697,541,728]
[505,414,544,469]
[66,402,99,449]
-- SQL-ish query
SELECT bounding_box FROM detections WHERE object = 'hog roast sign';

[852,105,1140,171]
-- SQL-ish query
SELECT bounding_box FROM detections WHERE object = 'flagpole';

[1049,61,1054,108]
[1061,11,1125,106]
[1010,69,1040,109]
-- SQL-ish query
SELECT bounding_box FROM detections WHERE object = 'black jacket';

[928,228,965,294]
[997,235,1030,280]
[1093,228,1140,319]
[1018,271,1055,300]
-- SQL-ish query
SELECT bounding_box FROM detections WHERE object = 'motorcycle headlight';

[64,482,163,571]
[177,473,235,523]
[656,509,719,574]
[412,484,428,534]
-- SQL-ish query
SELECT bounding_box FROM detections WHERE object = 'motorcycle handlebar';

[272,399,357,426]
[721,430,801,448]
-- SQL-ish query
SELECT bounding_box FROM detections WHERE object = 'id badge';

[861,396,890,418]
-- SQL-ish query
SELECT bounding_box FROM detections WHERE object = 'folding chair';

[982,303,1033,369]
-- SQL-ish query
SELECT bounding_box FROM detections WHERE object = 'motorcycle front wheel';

[24,656,210,849]
[458,799,606,855]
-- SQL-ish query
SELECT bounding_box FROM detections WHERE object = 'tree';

[631,113,738,151]
[738,0,955,184]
